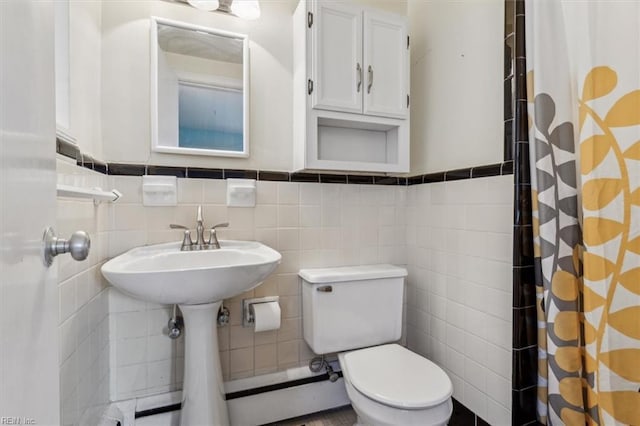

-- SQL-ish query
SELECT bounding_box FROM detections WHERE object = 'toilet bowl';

[338,344,452,426]
[300,265,454,426]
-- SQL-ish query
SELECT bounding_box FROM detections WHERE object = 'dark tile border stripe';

[57,137,80,161]
[373,176,398,185]
[472,163,503,178]
[444,168,471,181]
[187,167,223,179]
[320,173,347,184]
[258,171,289,182]
[224,169,258,180]
[347,175,374,185]
[509,0,538,424]
[423,172,445,183]
[57,139,512,187]
[146,165,187,178]
[407,175,423,185]
[290,172,320,183]
[108,163,146,176]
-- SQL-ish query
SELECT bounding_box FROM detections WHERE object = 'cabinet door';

[363,10,408,119]
[311,1,363,114]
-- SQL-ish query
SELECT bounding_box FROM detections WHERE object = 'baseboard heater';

[135,371,345,420]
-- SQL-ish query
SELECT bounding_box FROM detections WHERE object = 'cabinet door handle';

[356,63,362,93]
[367,65,373,94]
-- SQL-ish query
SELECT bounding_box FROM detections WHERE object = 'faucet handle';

[207,223,229,249]
[197,205,203,223]
[170,225,194,250]
[170,224,189,230]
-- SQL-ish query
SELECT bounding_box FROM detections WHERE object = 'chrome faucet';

[170,205,229,251]
[195,205,206,247]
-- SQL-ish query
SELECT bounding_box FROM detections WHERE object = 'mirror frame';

[150,16,250,158]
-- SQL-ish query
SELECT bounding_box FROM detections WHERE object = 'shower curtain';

[526,1,640,425]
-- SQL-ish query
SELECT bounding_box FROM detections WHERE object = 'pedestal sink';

[101,240,281,426]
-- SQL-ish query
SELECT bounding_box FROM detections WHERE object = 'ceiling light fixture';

[187,0,219,11]
[229,0,261,20]
[185,0,260,20]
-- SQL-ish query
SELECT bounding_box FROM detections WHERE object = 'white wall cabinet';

[293,0,410,173]
[311,1,363,114]
[363,9,409,119]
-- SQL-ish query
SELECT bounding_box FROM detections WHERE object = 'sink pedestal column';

[179,301,229,426]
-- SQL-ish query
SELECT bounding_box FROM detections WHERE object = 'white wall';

[409,0,504,174]
[57,159,111,425]
[69,0,102,157]
[405,175,513,424]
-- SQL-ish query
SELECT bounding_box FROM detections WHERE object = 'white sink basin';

[101,240,281,305]
[102,240,281,426]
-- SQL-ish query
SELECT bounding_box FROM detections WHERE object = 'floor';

[268,405,357,426]
[133,406,357,426]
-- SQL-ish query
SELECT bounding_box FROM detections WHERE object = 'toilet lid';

[342,344,453,410]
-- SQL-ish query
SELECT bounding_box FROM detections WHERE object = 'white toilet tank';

[300,264,407,355]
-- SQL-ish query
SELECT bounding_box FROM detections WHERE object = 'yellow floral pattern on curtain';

[529,74,586,424]
[532,66,640,425]
[579,66,640,425]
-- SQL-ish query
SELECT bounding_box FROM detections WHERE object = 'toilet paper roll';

[252,301,281,332]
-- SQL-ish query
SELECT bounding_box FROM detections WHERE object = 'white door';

[0,1,60,424]
[311,1,363,114]
[363,9,409,119]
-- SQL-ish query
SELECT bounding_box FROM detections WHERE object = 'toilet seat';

[341,344,452,409]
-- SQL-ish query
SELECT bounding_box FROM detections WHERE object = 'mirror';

[151,17,249,157]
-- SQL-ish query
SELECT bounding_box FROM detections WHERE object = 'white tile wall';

[109,288,184,400]
[58,162,513,422]
[57,158,110,426]
[106,177,408,399]
[405,175,513,424]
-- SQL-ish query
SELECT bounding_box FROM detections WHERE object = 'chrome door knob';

[43,227,91,266]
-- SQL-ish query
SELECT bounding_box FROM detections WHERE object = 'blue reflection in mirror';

[178,82,243,151]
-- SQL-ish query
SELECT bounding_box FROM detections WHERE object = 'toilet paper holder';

[242,296,280,327]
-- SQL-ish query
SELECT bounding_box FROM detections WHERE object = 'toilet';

[300,265,453,426]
